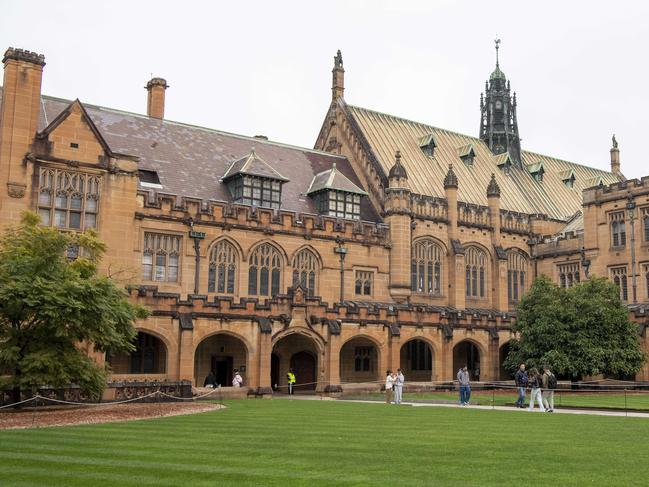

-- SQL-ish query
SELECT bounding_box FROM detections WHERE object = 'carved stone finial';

[444,164,458,189]
[146,77,168,90]
[612,134,618,149]
[487,173,501,198]
[388,150,408,179]
[495,38,501,67]
[334,50,343,68]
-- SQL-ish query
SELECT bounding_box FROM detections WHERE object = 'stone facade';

[0,46,647,394]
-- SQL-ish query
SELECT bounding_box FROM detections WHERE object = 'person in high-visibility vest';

[287,368,296,395]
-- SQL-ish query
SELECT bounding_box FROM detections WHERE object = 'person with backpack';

[542,365,556,412]
[457,365,471,406]
[527,368,546,412]
[514,363,528,408]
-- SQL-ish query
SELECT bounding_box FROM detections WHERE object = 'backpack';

[547,372,557,390]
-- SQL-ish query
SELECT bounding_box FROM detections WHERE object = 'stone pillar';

[146,77,168,119]
[177,327,194,383]
[325,333,342,391]
[444,165,465,310]
[487,174,508,312]
[0,48,45,218]
[386,151,412,303]
[256,328,273,393]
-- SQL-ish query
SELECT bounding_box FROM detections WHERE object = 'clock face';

[495,100,503,110]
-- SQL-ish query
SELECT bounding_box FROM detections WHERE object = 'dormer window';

[527,162,545,183]
[559,169,576,188]
[457,144,476,167]
[306,162,367,220]
[495,152,513,174]
[221,149,288,209]
[419,133,437,158]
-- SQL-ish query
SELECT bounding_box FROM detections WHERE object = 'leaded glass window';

[314,190,361,220]
[610,266,629,301]
[465,246,487,299]
[558,262,580,288]
[228,175,282,209]
[248,243,282,297]
[292,248,319,297]
[38,168,100,230]
[507,250,528,303]
[208,240,238,294]
[411,239,443,295]
[142,232,181,282]
[610,211,626,247]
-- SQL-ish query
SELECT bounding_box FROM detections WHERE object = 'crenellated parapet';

[583,176,649,205]
[500,209,531,234]
[411,194,448,222]
[458,202,491,228]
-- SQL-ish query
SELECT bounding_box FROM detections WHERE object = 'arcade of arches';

[107,322,518,391]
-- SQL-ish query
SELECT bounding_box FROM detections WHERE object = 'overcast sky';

[2,0,647,179]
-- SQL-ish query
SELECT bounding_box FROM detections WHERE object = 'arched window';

[248,243,282,297]
[465,246,487,299]
[292,248,319,297]
[411,239,443,295]
[208,240,238,294]
[507,250,528,303]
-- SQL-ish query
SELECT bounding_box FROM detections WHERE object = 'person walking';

[385,370,395,404]
[232,369,243,387]
[457,365,471,406]
[542,365,556,412]
[527,368,546,412]
[394,369,405,405]
[514,363,528,408]
[287,368,296,395]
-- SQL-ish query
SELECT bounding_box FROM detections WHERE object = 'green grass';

[342,390,649,410]
[2,399,649,486]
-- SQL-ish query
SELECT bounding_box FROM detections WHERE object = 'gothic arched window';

[507,250,528,303]
[208,240,238,294]
[465,246,487,299]
[248,243,282,297]
[292,248,319,297]
[411,239,443,295]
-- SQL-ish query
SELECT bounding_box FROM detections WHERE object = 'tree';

[504,275,645,379]
[0,212,149,404]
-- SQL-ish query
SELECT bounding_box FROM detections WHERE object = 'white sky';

[2,0,647,179]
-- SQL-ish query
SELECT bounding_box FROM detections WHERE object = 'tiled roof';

[558,211,584,235]
[221,149,289,182]
[343,101,619,220]
[0,87,380,222]
[306,163,367,195]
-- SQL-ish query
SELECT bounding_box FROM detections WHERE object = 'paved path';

[275,395,649,418]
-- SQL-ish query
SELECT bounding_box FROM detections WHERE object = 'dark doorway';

[290,351,316,391]
[211,356,233,387]
[271,353,280,390]
[453,341,481,381]
[499,342,512,380]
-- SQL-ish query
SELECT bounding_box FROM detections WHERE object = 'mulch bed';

[0,402,222,430]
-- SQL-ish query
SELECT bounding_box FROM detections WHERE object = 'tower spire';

[495,38,501,68]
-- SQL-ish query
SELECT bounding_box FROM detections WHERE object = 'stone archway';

[194,333,248,387]
[272,333,320,392]
[108,331,167,375]
[400,339,433,382]
[453,340,481,381]
[499,342,512,380]
[339,337,381,383]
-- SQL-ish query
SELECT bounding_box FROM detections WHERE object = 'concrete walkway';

[275,395,649,418]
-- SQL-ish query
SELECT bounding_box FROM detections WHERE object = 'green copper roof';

[490,65,506,81]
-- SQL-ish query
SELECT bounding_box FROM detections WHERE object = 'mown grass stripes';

[1,399,649,486]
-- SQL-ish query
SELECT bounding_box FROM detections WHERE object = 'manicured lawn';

[343,390,649,410]
[2,399,649,486]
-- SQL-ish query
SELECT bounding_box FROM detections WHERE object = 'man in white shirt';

[232,369,243,387]
[394,369,405,404]
[385,370,395,404]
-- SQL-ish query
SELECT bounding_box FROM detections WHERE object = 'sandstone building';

[0,45,647,393]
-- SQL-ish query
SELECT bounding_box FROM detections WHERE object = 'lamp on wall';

[626,197,638,303]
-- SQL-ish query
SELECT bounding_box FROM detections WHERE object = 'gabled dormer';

[306,163,367,220]
[419,133,437,157]
[558,169,576,188]
[221,148,289,209]
[494,152,514,174]
[457,144,476,167]
[527,161,545,183]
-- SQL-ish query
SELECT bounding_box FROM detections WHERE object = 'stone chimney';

[332,50,344,101]
[146,77,168,119]
[610,134,620,175]
[0,47,45,203]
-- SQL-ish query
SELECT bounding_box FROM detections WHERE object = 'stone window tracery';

[507,250,528,303]
[292,248,319,297]
[142,232,181,282]
[248,243,282,297]
[465,246,487,299]
[411,239,443,295]
[38,168,100,230]
[354,346,373,372]
[208,240,238,294]
[610,266,629,302]
[558,262,580,288]
[642,207,649,243]
[610,211,626,247]
[355,271,373,296]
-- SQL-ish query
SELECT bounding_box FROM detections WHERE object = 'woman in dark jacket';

[527,368,545,412]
